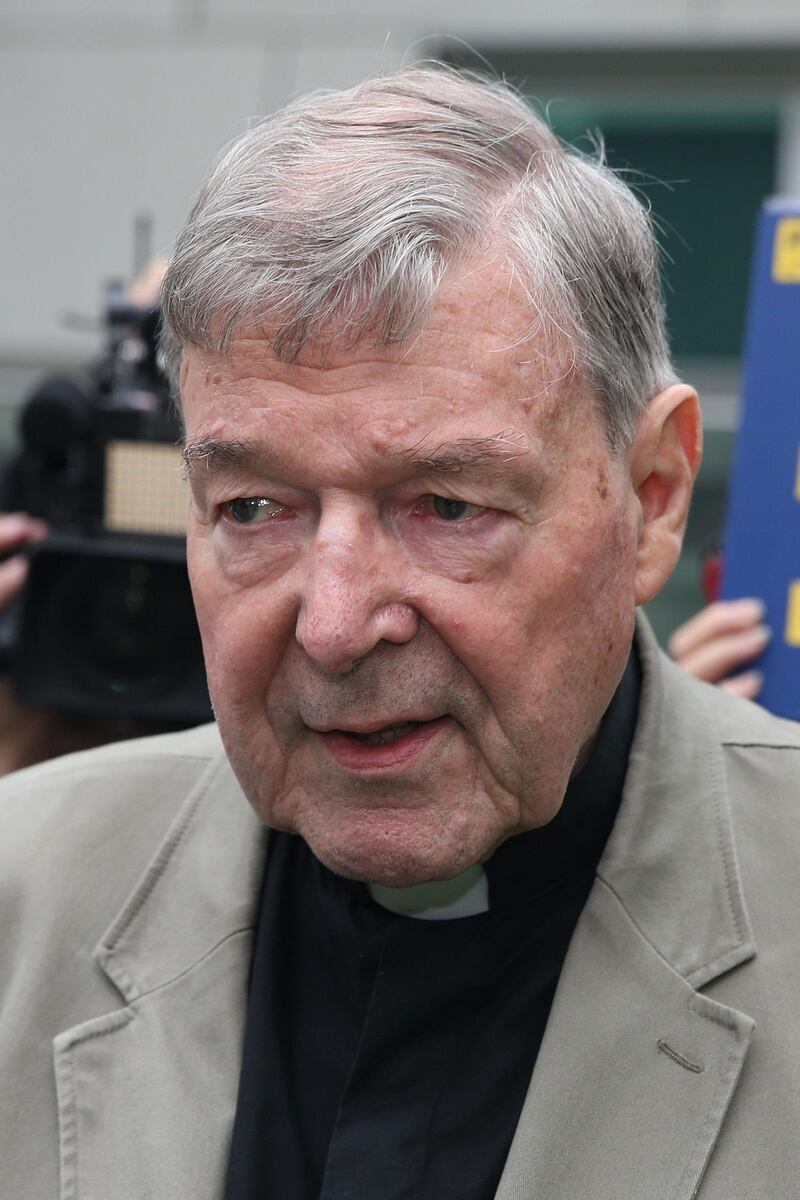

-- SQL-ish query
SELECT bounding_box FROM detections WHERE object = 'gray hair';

[161,65,677,449]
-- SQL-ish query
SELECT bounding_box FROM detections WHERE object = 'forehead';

[179,252,585,451]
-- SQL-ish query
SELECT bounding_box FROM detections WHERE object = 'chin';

[298,807,495,887]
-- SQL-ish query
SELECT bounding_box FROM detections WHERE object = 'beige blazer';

[2,616,800,1199]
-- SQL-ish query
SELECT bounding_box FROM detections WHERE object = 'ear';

[628,384,703,606]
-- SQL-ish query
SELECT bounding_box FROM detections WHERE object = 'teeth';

[360,721,417,747]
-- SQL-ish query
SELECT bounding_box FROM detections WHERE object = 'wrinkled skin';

[182,253,700,886]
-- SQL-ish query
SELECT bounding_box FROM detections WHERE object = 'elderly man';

[2,67,799,1200]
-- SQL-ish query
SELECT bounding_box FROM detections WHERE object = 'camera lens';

[57,555,198,703]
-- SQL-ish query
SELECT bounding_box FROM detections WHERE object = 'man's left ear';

[628,383,703,606]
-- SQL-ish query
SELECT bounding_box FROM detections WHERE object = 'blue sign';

[722,199,800,719]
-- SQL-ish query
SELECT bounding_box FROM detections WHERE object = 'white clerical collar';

[367,864,489,920]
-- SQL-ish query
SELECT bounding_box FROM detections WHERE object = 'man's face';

[181,256,642,886]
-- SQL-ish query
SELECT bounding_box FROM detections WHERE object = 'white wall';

[2,0,800,366]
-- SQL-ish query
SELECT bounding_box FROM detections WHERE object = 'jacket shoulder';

[0,721,223,835]
[0,723,225,951]
[701,674,800,751]
[705,681,800,870]
[0,720,222,806]
[653,643,800,750]
[655,655,800,929]
[659,652,800,811]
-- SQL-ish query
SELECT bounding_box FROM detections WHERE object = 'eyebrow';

[401,429,528,475]
[182,428,529,481]
[182,438,264,479]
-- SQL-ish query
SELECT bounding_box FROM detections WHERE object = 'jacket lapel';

[53,748,268,1200]
[495,880,754,1200]
[496,619,757,1200]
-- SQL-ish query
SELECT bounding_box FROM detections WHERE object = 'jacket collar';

[600,612,755,989]
[94,744,268,1004]
[54,743,268,1200]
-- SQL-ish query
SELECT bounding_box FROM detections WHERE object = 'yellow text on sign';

[772,218,800,283]
[786,581,800,647]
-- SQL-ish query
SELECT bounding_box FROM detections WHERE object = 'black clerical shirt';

[225,654,640,1200]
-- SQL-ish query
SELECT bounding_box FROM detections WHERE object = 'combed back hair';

[161,64,677,449]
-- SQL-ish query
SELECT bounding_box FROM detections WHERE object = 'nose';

[295,511,419,674]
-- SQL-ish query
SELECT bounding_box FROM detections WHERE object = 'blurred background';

[2,0,800,642]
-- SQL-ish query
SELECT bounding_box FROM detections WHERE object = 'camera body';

[2,285,212,725]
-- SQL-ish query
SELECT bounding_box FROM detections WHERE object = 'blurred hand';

[125,257,169,309]
[668,598,770,700]
[0,513,48,612]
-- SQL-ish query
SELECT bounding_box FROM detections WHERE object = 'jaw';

[253,752,570,887]
[288,795,507,886]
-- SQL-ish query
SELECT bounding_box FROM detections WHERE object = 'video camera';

[0,283,212,725]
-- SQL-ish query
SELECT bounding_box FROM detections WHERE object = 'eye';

[430,496,487,522]
[224,497,287,524]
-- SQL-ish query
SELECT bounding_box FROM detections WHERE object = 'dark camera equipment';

[0,282,212,725]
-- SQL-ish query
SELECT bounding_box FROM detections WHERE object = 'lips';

[340,720,419,747]
[314,715,451,770]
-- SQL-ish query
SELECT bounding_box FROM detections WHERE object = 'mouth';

[340,719,421,747]
[313,716,452,771]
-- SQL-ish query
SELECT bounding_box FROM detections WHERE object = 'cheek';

[523,509,637,702]
[188,530,293,703]
[439,508,636,715]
